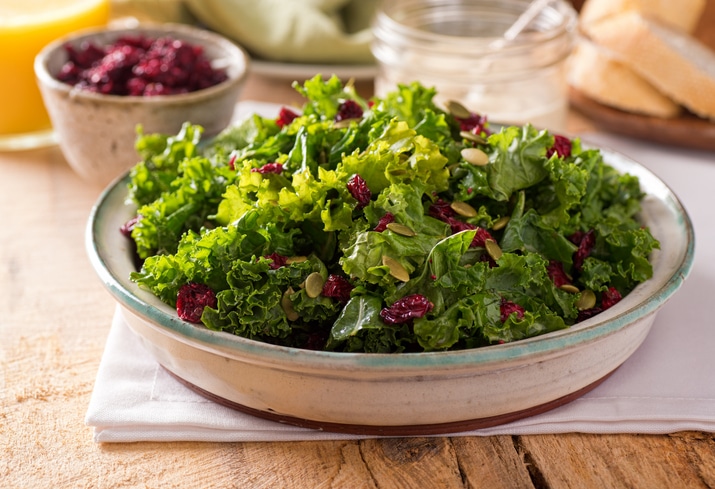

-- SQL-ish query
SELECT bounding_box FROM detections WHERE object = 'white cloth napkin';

[85,105,715,442]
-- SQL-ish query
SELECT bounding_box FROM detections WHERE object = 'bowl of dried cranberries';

[34,23,249,186]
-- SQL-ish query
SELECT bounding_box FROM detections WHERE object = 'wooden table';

[2,73,714,489]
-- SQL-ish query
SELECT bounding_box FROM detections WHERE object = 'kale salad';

[122,76,659,353]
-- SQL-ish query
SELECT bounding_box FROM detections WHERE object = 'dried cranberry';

[374,213,395,232]
[500,299,525,323]
[445,218,493,247]
[547,135,572,158]
[568,230,585,245]
[321,275,354,303]
[335,100,363,122]
[264,252,287,270]
[576,287,623,322]
[445,216,475,234]
[276,107,299,128]
[56,35,227,96]
[177,283,217,323]
[251,162,284,174]
[454,112,490,136]
[120,216,139,237]
[63,42,104,69]
[571,229,595,271]
[57,61,81,83]
[471,227,494,248]
[547,260,571,288]
[428,199,456,221]
[347,174,371,209]
[601,287,622,309]
[380,294,434,325]
[126,76,149,95]
[576,306,603,323]
[429,199,493,247]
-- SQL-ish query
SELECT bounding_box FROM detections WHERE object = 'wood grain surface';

[3,24,715,489]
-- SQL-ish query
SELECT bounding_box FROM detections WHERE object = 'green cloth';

[183,0,378,64]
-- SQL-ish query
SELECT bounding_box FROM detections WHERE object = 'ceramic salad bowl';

[86,144,694,435]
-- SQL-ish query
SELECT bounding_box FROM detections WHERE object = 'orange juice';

[0,0,109,149]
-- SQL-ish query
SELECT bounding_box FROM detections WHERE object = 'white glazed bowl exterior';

[35,24,249,187]
[87,146,694,433]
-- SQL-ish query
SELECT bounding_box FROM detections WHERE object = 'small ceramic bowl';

[86,144,694,435]
[35,23,249,187]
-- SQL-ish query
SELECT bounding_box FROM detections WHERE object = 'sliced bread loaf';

[567,39,681,118]
[579,0,706,33]
[585,11,715,121]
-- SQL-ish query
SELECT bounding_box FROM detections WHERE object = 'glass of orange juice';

[0,0,109,151]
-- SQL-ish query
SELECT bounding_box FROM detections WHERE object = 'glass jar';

[371,0,577,131]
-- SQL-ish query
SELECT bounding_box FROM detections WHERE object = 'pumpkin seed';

[382,255,410,282]
[560,284,580,294]
[461,147,489,166]
[305,272,325,298]
[492,216,510,231]
[445,99,472,119]
[485,239,502,261]
[281,287,299,321]
[450,201,478,217]
[576,289,597,310]
[459,130,487,145]
[286,256,307,264]
[386,222,416,237]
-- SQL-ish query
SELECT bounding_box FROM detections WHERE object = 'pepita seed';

[305,272,325,298]
[492,216,510,231]
[450,201,478,217]
[459,130,487,145]
[461,147,489,166]
[445,99,472,119]
[386,222,416,237]
[286,256,307,264]
[576,289,597,310]
[560,284,580,294]
[281,287,299,321]
[485,239,502,261]
[382,255,410,282]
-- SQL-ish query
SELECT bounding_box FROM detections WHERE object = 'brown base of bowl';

[164,366,616,436]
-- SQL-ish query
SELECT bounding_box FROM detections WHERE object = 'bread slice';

[586,12,715,121]
[579,0,706,34]
[567,40,681,118]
